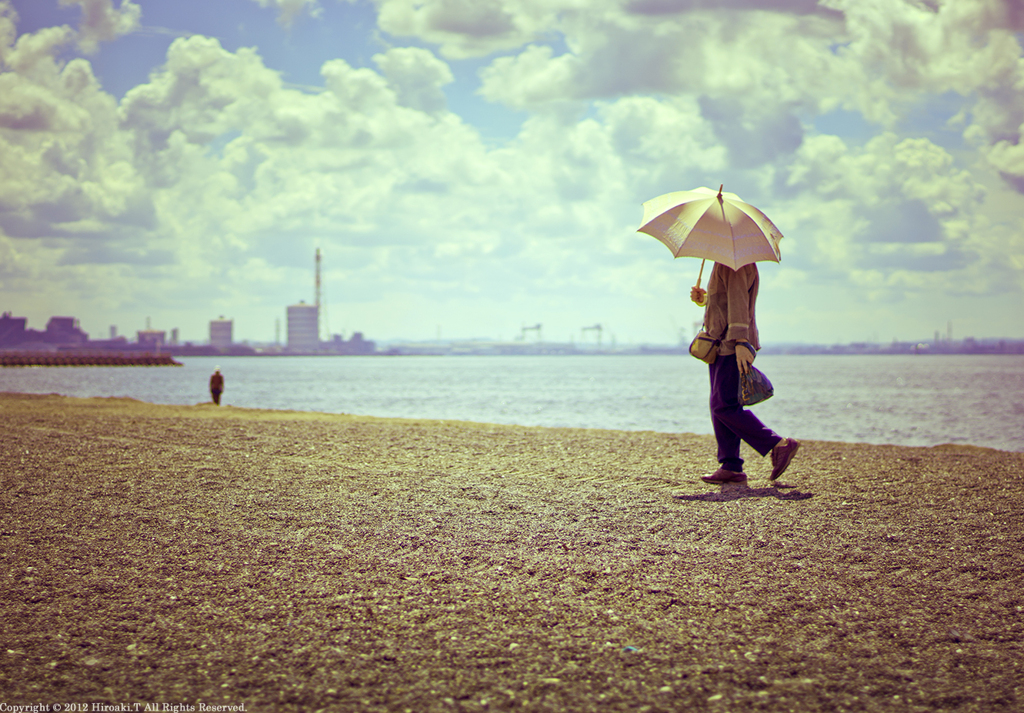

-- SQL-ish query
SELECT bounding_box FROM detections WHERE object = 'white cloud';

[373,46,453,114]
[479,6,848,107]
[0,16,143,246]
[825,0,1023,94]
[373,0,577,59]
[465,0,1024,196]
[475,5,858,175]
[108,36,537,328]
[58,0,140,53]
[776,132,1000,295]
[824,0,1024,187]
[248,0,323,28]
[478,44,578,107]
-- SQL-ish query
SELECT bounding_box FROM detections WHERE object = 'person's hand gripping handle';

[690,258,707,306]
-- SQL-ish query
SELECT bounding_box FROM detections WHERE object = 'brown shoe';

[701,468,748,484]
[770,438,800,481]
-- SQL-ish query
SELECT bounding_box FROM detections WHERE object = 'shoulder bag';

[689,330,721,364]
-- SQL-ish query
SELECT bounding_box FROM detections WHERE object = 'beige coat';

[703,263,760,356]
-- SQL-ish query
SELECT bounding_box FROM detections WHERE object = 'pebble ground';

[1,393,1022,712]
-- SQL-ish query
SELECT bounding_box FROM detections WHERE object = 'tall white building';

[210,317,233,349]
[287,302,319,351]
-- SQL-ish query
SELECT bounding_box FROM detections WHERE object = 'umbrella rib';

[718,193,736,248]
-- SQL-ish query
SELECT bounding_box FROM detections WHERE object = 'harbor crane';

[581,323,603,347]
[521,323,542,342]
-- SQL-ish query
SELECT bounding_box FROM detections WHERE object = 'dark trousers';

[211,389,222,405]
[709,354,781,472]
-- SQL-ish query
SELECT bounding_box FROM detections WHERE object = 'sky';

[1,0,1023,347]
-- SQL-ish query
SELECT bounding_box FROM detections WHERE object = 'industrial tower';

[315,247,322,342]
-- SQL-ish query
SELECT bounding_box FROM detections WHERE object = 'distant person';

[691,263,799,484]
[209,367,224,406]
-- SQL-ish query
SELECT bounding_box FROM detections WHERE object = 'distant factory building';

[137,330,165,349]
[210,317,233,349]
[0,312,29,347]
[46,317,88,344]
[1,313,89,348]
[287,302,319,351]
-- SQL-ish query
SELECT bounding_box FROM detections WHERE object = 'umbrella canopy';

[638,186,783,271]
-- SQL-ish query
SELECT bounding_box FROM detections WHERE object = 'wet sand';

[1,392,1022,712]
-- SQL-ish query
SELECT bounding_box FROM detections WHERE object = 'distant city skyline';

[2,0,1023,346]
[4,305,1021,354]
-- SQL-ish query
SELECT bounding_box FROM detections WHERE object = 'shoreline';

[2,392,1022,711]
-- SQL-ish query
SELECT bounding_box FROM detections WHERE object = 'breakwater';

[0,352,182,367]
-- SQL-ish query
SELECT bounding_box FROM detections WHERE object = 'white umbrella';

[638,185,783,287]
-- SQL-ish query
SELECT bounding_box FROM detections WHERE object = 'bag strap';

[702,264,728,341]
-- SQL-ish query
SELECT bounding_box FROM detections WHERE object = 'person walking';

[209,367,224,406]
[691,263,799,484]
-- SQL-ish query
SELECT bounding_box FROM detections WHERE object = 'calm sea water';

[2,354,1022,452]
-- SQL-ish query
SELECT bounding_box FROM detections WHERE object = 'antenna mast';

[315,248,322,342]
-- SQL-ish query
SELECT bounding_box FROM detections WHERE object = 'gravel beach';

[2,392,1022,712]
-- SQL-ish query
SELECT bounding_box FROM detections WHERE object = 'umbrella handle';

[696,258,706,289]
